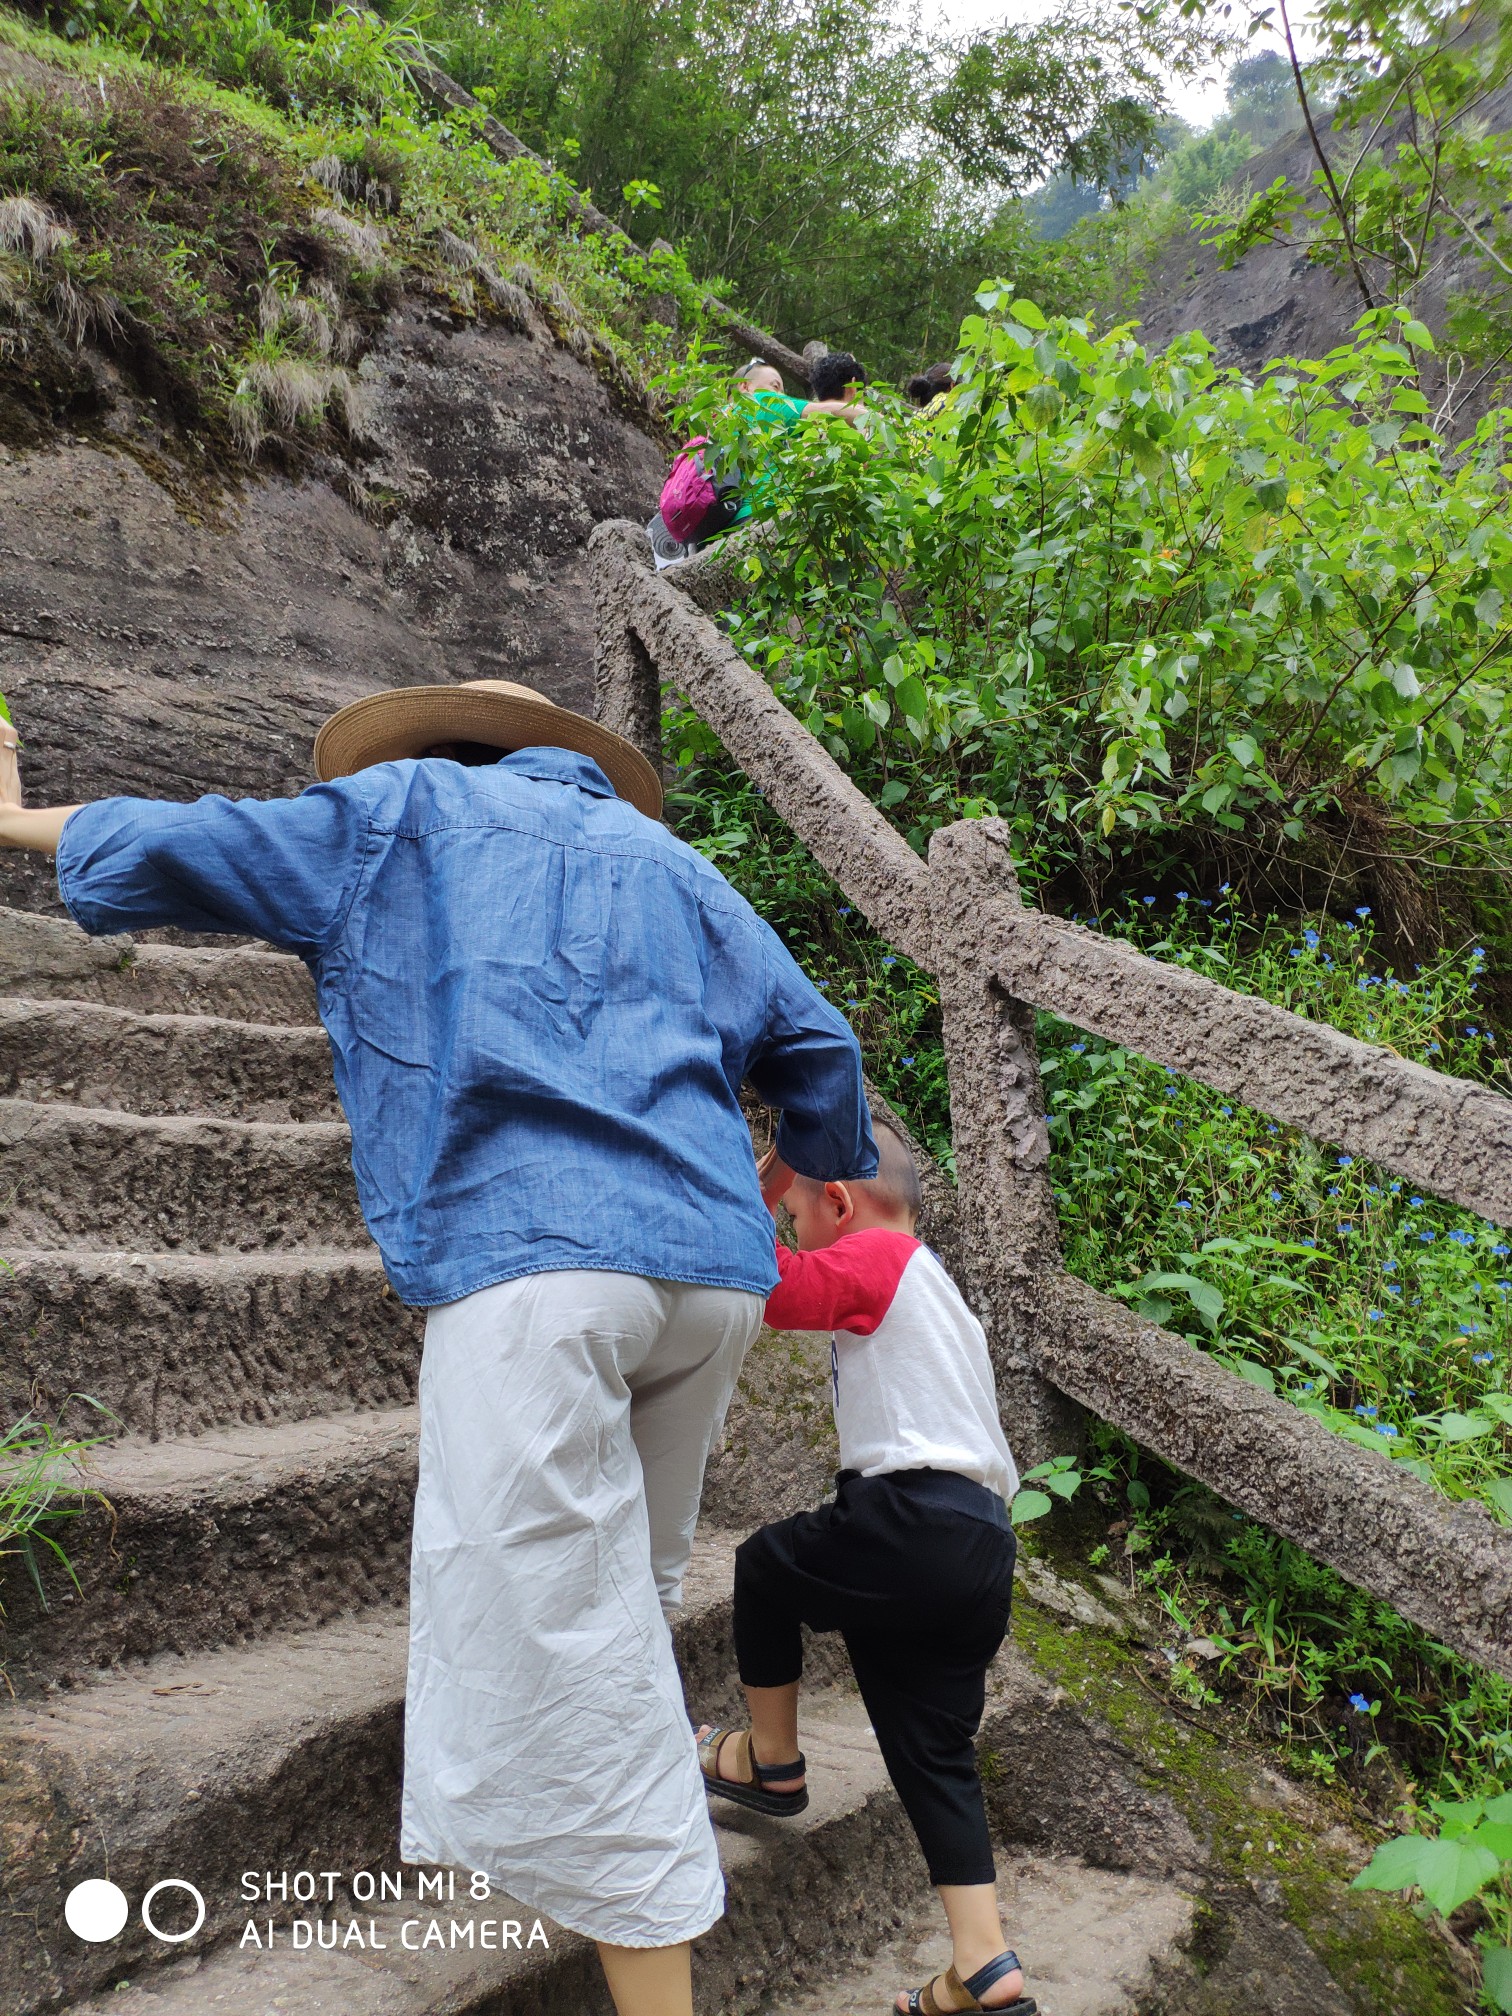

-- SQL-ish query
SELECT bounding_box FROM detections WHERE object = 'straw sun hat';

[313,679,663,820]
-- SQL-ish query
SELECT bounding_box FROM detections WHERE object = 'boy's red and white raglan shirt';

[764,1230,1019,1500]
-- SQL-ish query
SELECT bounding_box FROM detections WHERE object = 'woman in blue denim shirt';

[0,680,876,2016]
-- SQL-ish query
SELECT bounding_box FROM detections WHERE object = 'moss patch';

[1006,1557,1474,2012]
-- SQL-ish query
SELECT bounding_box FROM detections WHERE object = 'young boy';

[697,1123,1035,2016]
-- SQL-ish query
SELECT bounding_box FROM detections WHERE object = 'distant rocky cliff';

[1133,76,1512,412]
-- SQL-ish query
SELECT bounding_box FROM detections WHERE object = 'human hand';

[0,720,20,811]
[757,1143,795,1213]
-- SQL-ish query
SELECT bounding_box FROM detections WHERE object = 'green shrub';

[664,289,1512,949]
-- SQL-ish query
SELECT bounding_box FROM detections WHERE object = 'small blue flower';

[1419,1231,1436,1243]
[1069,1042,1086,1054]
[1300,1378,1315,1391]
[1410,1197,1425,1207]
[1377,1424,1398,1439]
[881,955,897,968]
[1165,1086,1179,1098]
[1355,906,1370,918]
[1449,1229,1475,1247]
[1269,1190,1283,1203]
[1390,1183,1402,1194]
[1354,1404,1378,1419]
[901,1055,915,1066]
[1267,1125,1280,1136]
[1467,1026,1479,1037]
[1382,1260,1397,1272]
[1367,1309,1384,1320]
[1220,1105,1232,1116]
[1176,1198,1193,1210]
[1337,1156,1353,1167]
[838,906,852,917]
[1304,929,1320,949]
[1142,894,1157,906]
[1472,1350,1495,1365]
[1220,882,1231,894]
[1494,1244,1510,1258]
[1327,1187,1340,1199]
[1349,1695,1375,1715]
[846,997,859,1007]
[1426,1042,1441,1055]
[1386,1284,1401,1296]
[816,979,830,991]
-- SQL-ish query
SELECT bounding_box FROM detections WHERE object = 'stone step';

[1,1248,420,1443]
[0,1000,339,1120]
[0,1407,420,1694]
[0,907,316,1024]
[0,1099,364,1251]
[754,1852,1194,2016]
[51,1698,905,2016]
[17,1603,1211,2016]
[0,1538,763,2015]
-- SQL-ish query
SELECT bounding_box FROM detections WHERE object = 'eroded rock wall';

[0,301,663,913]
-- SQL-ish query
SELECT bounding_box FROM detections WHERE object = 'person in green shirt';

[731,358,860,520]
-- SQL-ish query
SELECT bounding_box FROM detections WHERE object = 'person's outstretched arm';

[746,922,877,1197]
[0,728,80,853]
[0,728,370,958]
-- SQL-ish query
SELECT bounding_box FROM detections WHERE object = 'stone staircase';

[0,907,1451,2016]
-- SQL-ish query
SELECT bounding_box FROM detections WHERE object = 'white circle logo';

[141,1879,206,1944]
[64,1879,129,1943]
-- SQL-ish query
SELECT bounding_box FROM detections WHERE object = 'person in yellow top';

[907,361,955,421]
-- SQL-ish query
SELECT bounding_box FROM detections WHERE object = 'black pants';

[732,1469,1016,1887]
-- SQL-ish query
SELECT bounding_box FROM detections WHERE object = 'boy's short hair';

[810,350,866,402]
[869,1118,924,1218]
[793,1115,922,1220]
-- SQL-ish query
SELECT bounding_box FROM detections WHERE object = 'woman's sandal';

[695,1724,809,1817]
[897,1949,1037,2015]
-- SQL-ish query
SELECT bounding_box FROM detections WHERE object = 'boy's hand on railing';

[757,1143,795,1213]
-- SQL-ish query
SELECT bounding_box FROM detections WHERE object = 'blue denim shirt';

[57,747,877,1306]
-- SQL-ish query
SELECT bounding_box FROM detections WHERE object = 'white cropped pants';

[400,1269,763,1946]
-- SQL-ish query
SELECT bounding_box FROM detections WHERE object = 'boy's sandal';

[696,1724,809,1817]
[898,1950,1037,2015]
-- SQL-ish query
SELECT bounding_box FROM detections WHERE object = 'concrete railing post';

[590,520,664,774]
[929,817,1082,1471]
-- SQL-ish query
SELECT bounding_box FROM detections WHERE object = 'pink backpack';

[659,438,740,544]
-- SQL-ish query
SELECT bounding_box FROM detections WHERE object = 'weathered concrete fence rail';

[590,517,1512,1680]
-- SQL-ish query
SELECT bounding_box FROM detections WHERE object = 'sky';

[931,1,1317,132]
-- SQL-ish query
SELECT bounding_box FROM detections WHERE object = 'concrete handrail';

[590,515,1512,1679]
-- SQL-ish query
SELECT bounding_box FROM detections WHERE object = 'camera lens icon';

[64,1877,206,1945]
[64,1881,129,1943]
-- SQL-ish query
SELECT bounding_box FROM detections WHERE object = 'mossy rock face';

[1005,1565,1475,2015]
[703,1326,839,1529]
